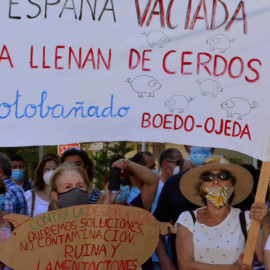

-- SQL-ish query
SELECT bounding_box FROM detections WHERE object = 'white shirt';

[175,207,250,264]
[24,190,49,217]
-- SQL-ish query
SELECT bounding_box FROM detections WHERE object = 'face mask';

[43,170,54,186]
[0,194,5,206]
[113,184,130,203]
[58,188,89,208]
[202,186,234,209]
[173,166,180,175]
[190,147,212,166]
[152,169,158,175]
[12,169,24,182]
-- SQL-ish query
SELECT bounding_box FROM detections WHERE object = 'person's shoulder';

[164,170,187,186]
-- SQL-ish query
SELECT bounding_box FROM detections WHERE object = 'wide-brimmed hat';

[180,155,254,206]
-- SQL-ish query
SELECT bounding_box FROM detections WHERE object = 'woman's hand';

[250,202,270,225]
[102,183,121,204]
[234,253,253,270]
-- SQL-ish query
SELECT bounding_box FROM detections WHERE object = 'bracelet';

[260,228,270,237]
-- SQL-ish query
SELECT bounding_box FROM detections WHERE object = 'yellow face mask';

[202,186,234,208]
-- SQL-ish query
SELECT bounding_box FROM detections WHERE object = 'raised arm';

[112,158,159,210]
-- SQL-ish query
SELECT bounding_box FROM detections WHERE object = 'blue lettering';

[25,104,37,118]
[0,91,131,120]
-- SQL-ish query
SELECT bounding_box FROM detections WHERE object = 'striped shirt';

[88,188,101,204]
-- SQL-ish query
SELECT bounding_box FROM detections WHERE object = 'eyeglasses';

[167,160,182,166]
[200,172,232,182]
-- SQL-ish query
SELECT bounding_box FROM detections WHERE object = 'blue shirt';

[2,178,28,215]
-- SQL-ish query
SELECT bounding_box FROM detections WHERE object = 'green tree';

[93,142,135,190]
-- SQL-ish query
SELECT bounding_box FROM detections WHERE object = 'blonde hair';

[49,162,91,210]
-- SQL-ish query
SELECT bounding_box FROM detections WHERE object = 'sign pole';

[243,161,270,265]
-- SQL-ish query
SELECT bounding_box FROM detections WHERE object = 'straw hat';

[180,155,254,206]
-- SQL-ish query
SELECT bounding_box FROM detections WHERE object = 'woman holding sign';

[175,155,270,270]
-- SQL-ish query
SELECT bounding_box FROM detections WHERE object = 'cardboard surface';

[0,205,173,270]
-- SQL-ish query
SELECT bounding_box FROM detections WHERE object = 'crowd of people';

[0,146,270,270]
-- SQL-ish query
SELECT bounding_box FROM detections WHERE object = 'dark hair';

[32,157,59,191]
[158,148,182,167]
[130,151,153,166]
[42,153,58,161]
[10,154,24,164]
[0,153,12,178]
[61,148,94,182]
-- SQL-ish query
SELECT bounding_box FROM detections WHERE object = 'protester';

[126,151,156,204]
[24,156,59,217]
[60,148,104,204]
[175,155,270,269]
[0,153,28,215]
[50,162,94,209]
[10,154,32,192]
[180,145,214,172]
[151,148,183,270]
[0,181,12,270]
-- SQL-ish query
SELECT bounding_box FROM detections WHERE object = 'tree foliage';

[92,142,135,191]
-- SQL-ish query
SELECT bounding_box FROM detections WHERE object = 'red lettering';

[181,51,193,75]
[228,57,244,78]
[174,115,184,129]
[69,47,82,69]
[55,45,65,70]
[240,124,251,140]
[153,114,163,128]
[213,55,227,77]
[82,48,96,69]
[135,0,152,26]
[215,119,223,134]
[142,50,152,71]
[189,0,209,30]
[129,49,141,70]
[146,0,165,27]
[211,0,229,30]
[166,0,177,29]
[224,120,232,136]
[184,115,195,131]
[245,59,261,83]
[185,0,192,29]
[197,53,212,75]
[141,113,151,128]
[42,46,51,69]
[163,114,173,129]
[163,50,176,74]
[232,121,242,137]
[30,46,38,68]
[97,48,111,70]
[204,117,215,133]
[225,1,247,34]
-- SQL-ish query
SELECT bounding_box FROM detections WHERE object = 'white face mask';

[173,166,180,175]
[43,170,54,186]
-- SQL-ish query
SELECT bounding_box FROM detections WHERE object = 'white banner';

[0,0,269,160]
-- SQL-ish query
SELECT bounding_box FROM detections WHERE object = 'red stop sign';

[57,143,81,156]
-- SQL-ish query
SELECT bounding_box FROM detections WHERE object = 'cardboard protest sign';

[0,0,269,160]
[0,204,174,270]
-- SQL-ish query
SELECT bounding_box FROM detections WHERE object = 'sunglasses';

[200,172,232,182]
[167,160,182,166]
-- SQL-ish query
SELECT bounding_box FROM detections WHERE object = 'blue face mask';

[12,169,24,182]
[0,194,5,206]
[113,184,130,203]
[190,147,212,166]
[152,169,158,175]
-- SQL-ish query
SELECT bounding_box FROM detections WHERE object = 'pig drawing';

[221,97,258,120]
[0,205,175,270]
[165,95,194,113]
[196,79,223,98]
[127,75,162,98]
[206,34,236,53]
[142,31,170,48]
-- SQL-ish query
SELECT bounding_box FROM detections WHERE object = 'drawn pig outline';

[221,97,258,120]
[127,75,162,98]
[206,34,236,53]
[142,31,170,48]
[196,79,223,98]
[165,95,194,113]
